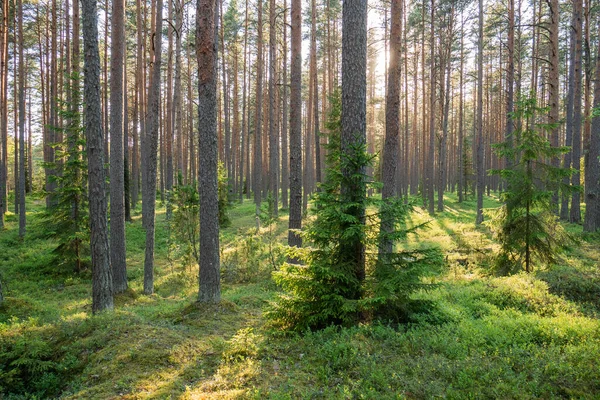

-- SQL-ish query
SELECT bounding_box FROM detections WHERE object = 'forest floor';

[1,192,600,399]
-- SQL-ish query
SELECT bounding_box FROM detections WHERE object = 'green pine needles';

[487,97,578,274]
[269,91,443,332]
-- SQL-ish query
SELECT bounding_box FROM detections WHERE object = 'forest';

[1,0,600,397]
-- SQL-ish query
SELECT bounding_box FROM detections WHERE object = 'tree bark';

[17,0,25,237]
[268,0,278,215]
[142,0,163,295]
[583,21,600,232]
[254,0,264,220]
[475,0,484,225]
[280,0,288,209]
[82,0,114,312]
[379,0,401,257]
[570,0,583,223]
[196,0,220,303]
[341,0,367,295]
[288,0,302,251]
[426,0,435,215]
[110,0,128,293]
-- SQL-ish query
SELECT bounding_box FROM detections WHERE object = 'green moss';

[0,193,599,398]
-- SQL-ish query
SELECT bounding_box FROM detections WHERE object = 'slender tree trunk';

[239,0,248,202]
[17,0,25,237]
[174,0,184,180]
[82,0,114,312]
[254,0,264,221]
[505,0,514,172]
[379,0,401,258]
[197,0,220,303]
[548,0,559,211]
[584,22,600,232]
[570,0,583,223]
[133,0,145,210]
[142,0,163,295]
[288,0,302,251]
[110,0,128,293]
[311,0,321,186]
[475,0,484,225]
[426,0,435,215]
[280,0,288,209]
[269,0,278,215]
[341,0,367,296]
[458,18,464,203]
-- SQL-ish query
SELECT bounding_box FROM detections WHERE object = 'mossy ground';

[1,192,599,399]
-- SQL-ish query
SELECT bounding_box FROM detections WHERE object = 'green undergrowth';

[0,192,599,398]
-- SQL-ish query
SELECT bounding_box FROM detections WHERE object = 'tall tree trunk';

[133,0,145,210]
[548,0,559,211]
[174,0,184,180]
[268,0,278,215]
[457,17,464,203]
[570,0,583,223]
[254,0,264,221]
[505,0,514,172]
[239,0,249,202]
[82,0,114,312]
[197,0,220,303]
[17,0,25,237]
[280,0,288,209]
[110,0,128,293]
[379,0,401,257]
[165,0,174,217]
[341,0,367,297]
[583,21,600,232]
[0,0,7,227]
[288,0,302,251]
[475,0,484,225]
[311,0,321,186]
[426,0,435,215]
[142,0,163,295]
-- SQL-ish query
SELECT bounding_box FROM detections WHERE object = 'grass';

[0,191,599,399]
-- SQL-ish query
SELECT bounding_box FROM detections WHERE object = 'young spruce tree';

[270,91,442,331]
[488,97,577,274]
[42,79,89,273]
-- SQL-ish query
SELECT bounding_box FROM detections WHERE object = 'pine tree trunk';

[268,0,278,216]
[341,0,367,295]
[379,0,401,257]
[288,0,303,251]
[197,0,220,303]
[583,22,600,232]
[142,0,163,295]
[0,0,7,227]
[280,0,289,209]
[475,0,484,225]
[254,0,264,220]
[570,0,583,223]
[110,0,128,293]
[548,0,560,211]
[426,0,435,215]
[82,0,114,312]
[17,0,25,237]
